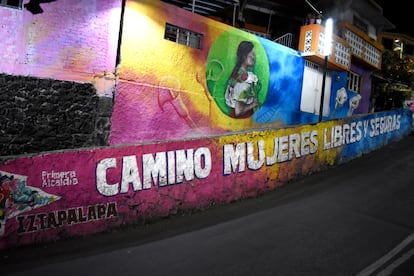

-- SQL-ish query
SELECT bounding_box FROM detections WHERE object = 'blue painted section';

[254,37,305,125]
[338,109,413,163]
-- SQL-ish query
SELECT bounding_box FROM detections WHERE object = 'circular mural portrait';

[206,30,269,119]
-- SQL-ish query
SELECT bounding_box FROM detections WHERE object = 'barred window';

[164,23,203,50]
[0,0,22,9]
[347,71,361,93]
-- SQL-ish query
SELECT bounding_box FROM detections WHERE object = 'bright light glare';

[323,18,333,56]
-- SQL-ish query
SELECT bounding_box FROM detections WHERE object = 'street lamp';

[319,18,333,122]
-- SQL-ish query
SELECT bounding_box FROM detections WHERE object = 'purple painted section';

[350,64,373,114]
[0,138,257,249]
[0,0,120,83]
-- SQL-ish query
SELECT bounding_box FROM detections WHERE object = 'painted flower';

[245,72,258,85]
[349,94,362,109]
[336,87,348,105]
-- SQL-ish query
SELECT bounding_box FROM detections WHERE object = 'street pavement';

[1,132,414,276]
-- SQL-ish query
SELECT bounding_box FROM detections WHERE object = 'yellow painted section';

[120,0,263,130]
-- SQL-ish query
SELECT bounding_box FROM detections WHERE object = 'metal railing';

[273,33,293,48]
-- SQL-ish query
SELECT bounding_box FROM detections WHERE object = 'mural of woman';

[225,41,260,118]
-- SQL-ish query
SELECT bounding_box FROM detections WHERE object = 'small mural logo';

[0,171,60,235]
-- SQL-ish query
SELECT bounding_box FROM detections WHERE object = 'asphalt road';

[2,133,414,276]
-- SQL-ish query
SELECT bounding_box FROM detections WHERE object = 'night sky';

[375,0,412,37]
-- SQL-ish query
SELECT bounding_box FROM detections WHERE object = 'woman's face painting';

[245,49,256,68]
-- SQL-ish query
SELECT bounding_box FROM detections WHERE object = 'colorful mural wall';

[1,0,412,250]
[109,0,368,146]
[0,109,412,249]
[0,0,120,96]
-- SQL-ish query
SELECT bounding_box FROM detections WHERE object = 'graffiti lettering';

[223,131,318,174]
[323,121,363,150]
[42,170,78,187]
[369,115,401,137]
[323,115,402,150]
[96,147,212,196]
[16,202,118,234]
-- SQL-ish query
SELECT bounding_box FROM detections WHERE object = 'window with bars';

[0,0,22,9]
[347,71,361,93]
[164,23,203,50]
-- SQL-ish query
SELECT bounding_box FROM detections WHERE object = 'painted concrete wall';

[110,0,368,146]
[327,71,361,119]
[0,109,412,249]
[0,0,376,151]
[0,0,121,96]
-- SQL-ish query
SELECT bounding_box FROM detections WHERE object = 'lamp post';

[319,18,333,122]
